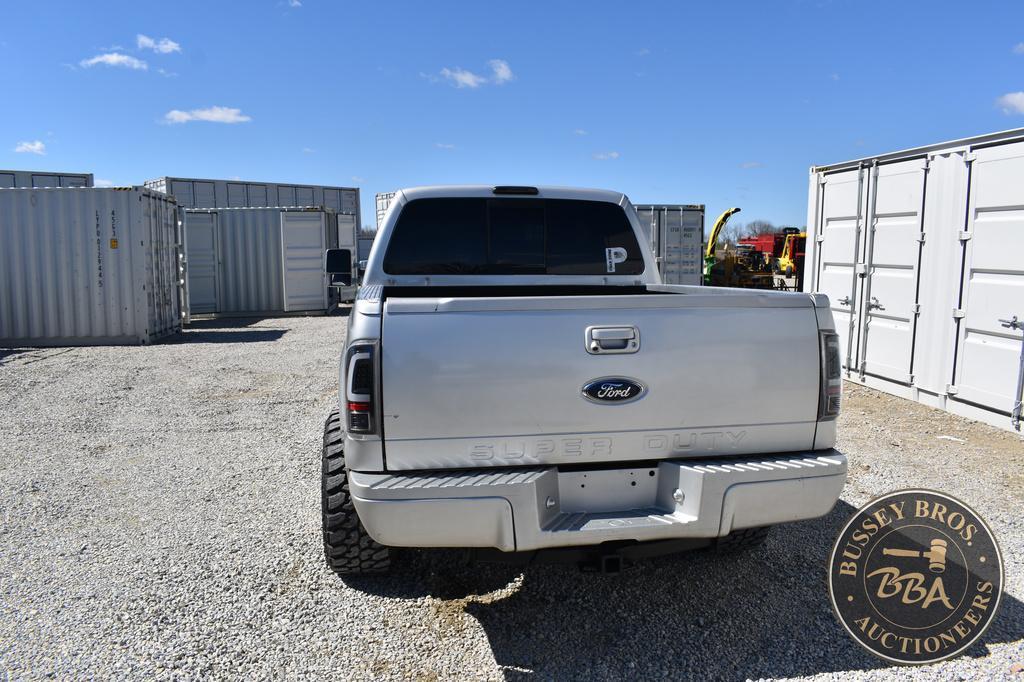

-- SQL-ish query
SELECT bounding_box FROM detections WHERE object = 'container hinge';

[963,151,977,164]
[916,231,926,243]
[946,384,959,395]
[952,308,966,319]
[819,176,828,186]
[921,158,930,171]
[911,303,921,315]
[856,263,868,276]
[816,234,825,243]
[958,231,972,242]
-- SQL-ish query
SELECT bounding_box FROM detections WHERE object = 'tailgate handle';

[586,326,640,354]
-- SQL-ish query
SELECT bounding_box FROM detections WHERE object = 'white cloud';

[440,67,487,89]
[288,0,302,6]
[996,91,1024,115]
[636,48,650,56]
[592,151,620,160]
[437,59,514,88]
[302,147,315,154]
[830,73,840,81]
[435,142,456,150]
[1013,43,1024,54]
[163,106,252,124]
[740,161,764,169]
[80,53,148,70]
[489,59,514,84]
[136,34,181,54]
[351,176,364,183]
[573,129,588,136]
[14,140,45,155]
[94,178,115,187]
[157,68,178,78]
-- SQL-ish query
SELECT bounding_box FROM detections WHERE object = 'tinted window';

[383,198,644,275]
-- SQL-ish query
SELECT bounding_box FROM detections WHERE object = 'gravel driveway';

[1,314,1021,680]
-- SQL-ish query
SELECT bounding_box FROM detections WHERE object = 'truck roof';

[397,185,628,204]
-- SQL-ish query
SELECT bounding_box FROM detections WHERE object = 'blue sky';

[3,1,1024,230]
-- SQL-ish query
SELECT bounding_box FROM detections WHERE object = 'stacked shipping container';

[0,169,93,188]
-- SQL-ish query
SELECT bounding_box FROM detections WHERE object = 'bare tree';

[745,219,776,236]
[719,219,776,247]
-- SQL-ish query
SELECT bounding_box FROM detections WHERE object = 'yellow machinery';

[776,231,807,277]
[703,207,775,289]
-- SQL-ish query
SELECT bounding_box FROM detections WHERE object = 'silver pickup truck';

[322,185,846,574]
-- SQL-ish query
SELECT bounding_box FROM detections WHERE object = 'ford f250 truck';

[321,185,846,574]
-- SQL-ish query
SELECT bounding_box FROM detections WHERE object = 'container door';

[193,182,216,208]
[660,207,703,286]
[812,167,867,371]
[226,183,247,207]
[31,174,59,187]
[248,184,268,206]
[281,212,328,311]
[950,141,1024,413]
[171,181,195,207]
[342,189,358,213]
[336,214,357,249]
[857,159,928,383]
[0,173,13,188]
[278,186,296,206]
[323,189,341,211]
[185,213,220,314]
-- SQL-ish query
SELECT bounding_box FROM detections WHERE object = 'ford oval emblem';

[581,377,646,404]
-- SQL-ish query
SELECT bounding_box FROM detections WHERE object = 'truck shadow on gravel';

[345,499,1023,680]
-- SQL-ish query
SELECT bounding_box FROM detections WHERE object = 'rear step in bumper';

[349,451,847,552]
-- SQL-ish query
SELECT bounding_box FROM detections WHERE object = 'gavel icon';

[883,538,948,573]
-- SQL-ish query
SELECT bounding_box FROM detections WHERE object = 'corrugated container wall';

[0,187,181,346]
[804,127,1024,433]
[182,207,338,316]
[632,204,705,285]
[146,176,360,227]
[0,169,93,188]
[376,191,396,229]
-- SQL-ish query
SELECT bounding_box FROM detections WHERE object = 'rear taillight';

[819,331,842,420]
[345,344,377,434]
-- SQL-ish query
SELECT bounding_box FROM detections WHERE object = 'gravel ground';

[1,313,1021,680]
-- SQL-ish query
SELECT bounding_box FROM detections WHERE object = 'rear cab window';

[382,198,645,275]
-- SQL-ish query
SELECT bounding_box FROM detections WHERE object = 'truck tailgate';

[380,292,822,470]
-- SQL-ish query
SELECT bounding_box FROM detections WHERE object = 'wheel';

[714,526,771,553]
[322,409,391,575]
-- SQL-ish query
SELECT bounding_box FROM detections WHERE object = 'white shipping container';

[182,207,340,316]
[375,191,396,229]
[805,127,1024,432]
[146,176,360,225]
[633,204,705,285]
[0,187,181,346]
[0,169,93,188]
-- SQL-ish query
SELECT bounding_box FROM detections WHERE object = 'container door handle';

[837,296,851,306]
[585,326,640,354]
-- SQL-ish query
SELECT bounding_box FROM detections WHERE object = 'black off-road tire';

[714,526,771,553]
[322,409,391,575]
